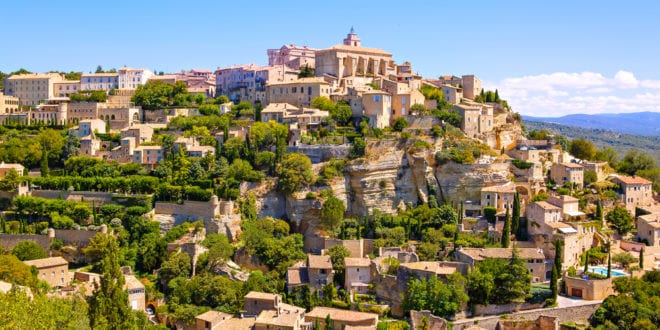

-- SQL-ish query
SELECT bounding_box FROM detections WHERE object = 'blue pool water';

[588,266,627,277]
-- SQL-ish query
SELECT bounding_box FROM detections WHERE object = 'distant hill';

[522,120,660,165]
[523,112,660,136]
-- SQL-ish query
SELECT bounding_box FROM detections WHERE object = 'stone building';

[344,257,371,294]
[261,102,329,127]
[461,75,482,100]
[306,254,333,291]
[361,90,392,129]
[266,77,332,108]
[455,247,547,282]
[125,274,146,311]
[117,67,154,90]
[4,72,65,106]
[53,80,80,97]
[550,162,584,189]
[583,161,608,182]
[305,307,378,330]
[452,101,493,139]
[610,175,654,214]
[267,44,318,69]
[480,182,517,214]
[80,72,119,91]
[0,92,20,114]
[314,29,395,88]
[23,257,69,288]
[637,212,660,247]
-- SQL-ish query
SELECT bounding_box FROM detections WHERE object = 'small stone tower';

[343,27,361,47]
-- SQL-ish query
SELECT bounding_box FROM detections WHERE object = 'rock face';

[434,161,511,206]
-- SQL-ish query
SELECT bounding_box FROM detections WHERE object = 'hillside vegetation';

[523,120,660,165]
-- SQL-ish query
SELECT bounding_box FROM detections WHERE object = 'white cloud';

[487,71,660,117]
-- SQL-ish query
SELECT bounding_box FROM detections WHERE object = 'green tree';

[350,137,366,159]
[569,138,596,160]
[11,241,47,261]
[512,193,521,237]
[320,197,345,236]
[403,272,468,318]
[617,149,656,176]
[596,199,603,222]
[88,234,136,329]
[639,247,644,269]
[606,206,634,235]
[612,252,637,269]
[311,96,335,111]
[0,254,36,287]
[392,117,409,132]
[277,153,314,193]
[501,207,511,248]
[466,267,494,305]
[330,102,353,126]
[550,240,562,302]
[483,206,497,224]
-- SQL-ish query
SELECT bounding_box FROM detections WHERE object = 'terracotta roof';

[287,266,308,286]
[458,247,545,261]
[612,175,652,185]
[481,182,516,193]
[546,222,574,229]
[221,317,256,329]
[344,257,371,268]
[638,214,660,228]
[267,77,329,86]
[124,275,145,290]
[23,257,68,269]
[533,201,561,211]
[306,307,378,323]
[559,162,583,169]
[196,310,232,323]
[400,262,457,275]
[308,255,333,269]
[255,309,301,328]
[244,291,279,301]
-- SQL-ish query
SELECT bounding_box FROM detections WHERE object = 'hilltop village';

[0,30,659,330]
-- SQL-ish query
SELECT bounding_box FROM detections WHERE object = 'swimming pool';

[588,266,627,277]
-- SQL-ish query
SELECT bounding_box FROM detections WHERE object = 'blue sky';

[2,0,660,116]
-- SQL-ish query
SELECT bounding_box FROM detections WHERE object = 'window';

[373,95,381,102]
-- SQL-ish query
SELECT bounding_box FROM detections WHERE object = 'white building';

[118,67,154,90]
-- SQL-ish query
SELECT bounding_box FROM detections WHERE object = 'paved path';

[556,294,602,308]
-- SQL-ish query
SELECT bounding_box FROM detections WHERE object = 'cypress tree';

[88,234,135,329]
[584,250,590,274]
[501,207,511,248]
[512,193,521,238]
[607,242,612,278]
[550,240,562,301]
[596,199,603,222]
[639,247,644,269]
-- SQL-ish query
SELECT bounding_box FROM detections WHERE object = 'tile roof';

[481,182,516,193]
[255,309,300,328]
[23,256,68,269]
[308,255,333,269]
[533,201,562,211]
[638,214,660,228]
[325,44,392,56]
[124,275,145,290]
[196,310,232,323]
[344,257,371,267]
[221,316,256,329]
[400,262,458,275]
[287,266,308,286]
[306,307,378,323]
[458,247,545,260]
[612,175,652,185]
[244,291,279,301]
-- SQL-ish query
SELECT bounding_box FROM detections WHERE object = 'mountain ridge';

[522,111,660,136]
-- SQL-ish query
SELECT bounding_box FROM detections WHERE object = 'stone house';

[306,254,333,291]
[637,213,660,247]
[244,291,282,316]
[583,161,608,182]
[305,307,378,330]
[361,90,392,129]
[191,311,233,330]
[550,162,584,189]
[454,247,547,282]
[563,275,614,300]
[125,274,146,311]
[480,182,517,214]
[244,291,306,330]
[344,257,371,294]
[610,175,654,214]
[266,77,332,108]
[23,256,69,288]
[452,101,493,139]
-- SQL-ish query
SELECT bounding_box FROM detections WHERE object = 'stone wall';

[287,144,351,164]
[451,302,601,330]
[410,310,448,330]
[498,315,559,330]
[153,198,221,221]
[31,190,115,205]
